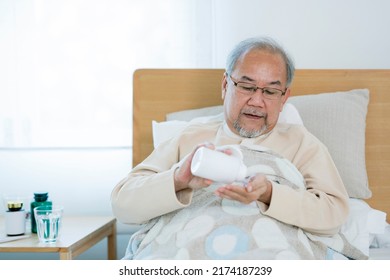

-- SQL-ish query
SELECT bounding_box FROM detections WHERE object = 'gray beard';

[233,119,268,138]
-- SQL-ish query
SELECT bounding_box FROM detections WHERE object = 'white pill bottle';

[191,145,247,184]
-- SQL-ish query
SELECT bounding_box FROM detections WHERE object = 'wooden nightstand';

[0,216,117,260]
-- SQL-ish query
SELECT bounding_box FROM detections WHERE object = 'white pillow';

[152,103,303,148]
[152,120,189,149]
[278,103,303,125]
[166,105,222,121]
[288,89,370,199]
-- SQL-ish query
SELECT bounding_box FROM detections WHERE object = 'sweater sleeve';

[111,166,193,224]
[110,138,194,225]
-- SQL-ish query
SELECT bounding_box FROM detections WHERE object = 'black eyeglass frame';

[227,74,287,100]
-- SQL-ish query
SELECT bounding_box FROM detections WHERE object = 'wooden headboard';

[133,69,390,221]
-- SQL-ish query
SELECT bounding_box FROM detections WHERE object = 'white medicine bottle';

[191,146,247,184]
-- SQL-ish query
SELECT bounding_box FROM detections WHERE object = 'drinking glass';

[33,205,63,243]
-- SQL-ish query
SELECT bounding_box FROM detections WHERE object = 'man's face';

[222,49,290,137]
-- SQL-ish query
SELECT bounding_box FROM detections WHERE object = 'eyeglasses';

[228,75,286,100]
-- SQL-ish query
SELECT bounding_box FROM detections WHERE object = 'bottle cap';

[7,201,23,211]
[34,192,49,202]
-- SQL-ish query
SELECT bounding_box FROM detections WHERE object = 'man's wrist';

[258,180,272,205]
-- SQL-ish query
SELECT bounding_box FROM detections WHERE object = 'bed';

[130,69,390,259]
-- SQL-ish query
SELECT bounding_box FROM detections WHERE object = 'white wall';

[1,0,389,260]
[212,0,390,69]
[0,148,131,216]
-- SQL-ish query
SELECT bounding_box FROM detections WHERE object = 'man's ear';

[280,88,291,112]
[221,74,228,99]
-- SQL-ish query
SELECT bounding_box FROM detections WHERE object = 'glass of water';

[33,205,63,243]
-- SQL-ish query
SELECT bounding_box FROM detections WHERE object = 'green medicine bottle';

[30,192,52,233]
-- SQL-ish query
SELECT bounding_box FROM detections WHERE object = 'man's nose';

[247,90,266,106]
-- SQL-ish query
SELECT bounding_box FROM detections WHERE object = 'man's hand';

[214,174,272,205]
[174,142,215,192]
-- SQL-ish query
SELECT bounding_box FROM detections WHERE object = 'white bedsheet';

[369,248,390,260]
[369,223,390,259]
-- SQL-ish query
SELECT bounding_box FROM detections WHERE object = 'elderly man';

[111,37,352,260]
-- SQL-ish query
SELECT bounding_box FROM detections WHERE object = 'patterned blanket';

[123,144,368,260]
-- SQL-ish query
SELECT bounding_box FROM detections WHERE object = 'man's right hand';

[174,142,215,192]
